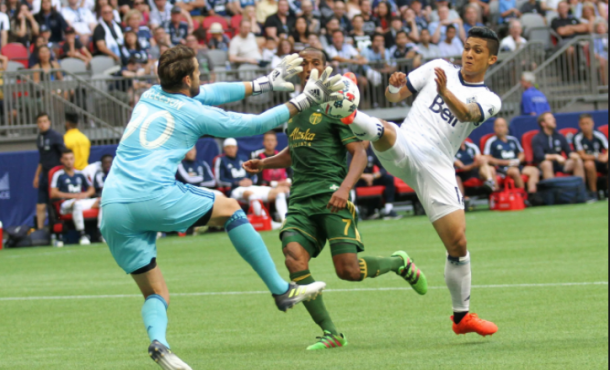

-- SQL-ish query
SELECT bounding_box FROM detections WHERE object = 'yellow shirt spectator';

[256,0,278,24]
[64,128,91,170]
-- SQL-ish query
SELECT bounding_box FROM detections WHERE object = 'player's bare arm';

[243,147,293,174]
[434,68,483,123]
[327,141,367,213]
[385,72,414,103]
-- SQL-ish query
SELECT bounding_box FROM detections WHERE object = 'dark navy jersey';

[454,141,480,166]
[37,129,66,173]
[532,131,572,164]
[93,170,107,195]
[214,154,256,188]
[484,135,523,160]
[51,169,90,194]
[574,131,609,155]
[176,159,216,188]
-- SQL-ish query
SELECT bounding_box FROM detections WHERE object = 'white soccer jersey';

[402,59,502,160]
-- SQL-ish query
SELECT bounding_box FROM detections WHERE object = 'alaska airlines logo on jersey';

[309,113,323,125]
[290,127,316,143]
[429,94,459,127]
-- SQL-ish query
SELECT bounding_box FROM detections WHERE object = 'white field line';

[0,282,606,302]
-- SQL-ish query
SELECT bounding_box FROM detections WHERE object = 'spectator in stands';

[500,19,527,52]
[252,131,292,188]
[31,45,63,83]
[149,26,170,60]
[301,0,321,34]
[176,147,216,188]
[63,112,91,170]
[463,4,484,34]
[33,112,66,230]
[356,141,401,219]
[215,138,289,226]
[61,0,95,47]
[0,10,9,48]
[209,22,230,51]
[227,0,255,18]
[256,0,278,25]
[409,0,429,31]
[417,28,442,59]
[229,19,262,64]
[327,29,367,69]
[580,2,605,32]
[265,0,295,40]
[289,16,310,51]
[50,149,99,245]
[362,32,395,87]
[374,1,393,34]
[114,56,151,104]
[499,0,521,24]
[533,112,585,180]
[34,0,68,44]
[347,0,362,19]
[92,5,126,63]
[261,36,277,64]
[94,0,121,23]
[520,72,551,116]
[484,117,541,194]
[272,38,293,67]
[552,1,590,44]
[207,0,231,17]
[83,153,113,197]
[166,6,190,45]
[320,17,340,48]
[360,0,380,36]
[351,14,373,51]
[133,0,151,26]
[124,9,152,51]
[439,24,464,57]
[402,9,422,43]
[430,0,460,22]
[594,20,608,85]
[429,5,466,44]
[122,30,148,65]
[384,17,404,48]
[574,113,608,197]
[62,27,92,64]
[10,4,40,46]
[5,0,21,18]
[520,0,547,16]
[176,0,207,19]
[150,0,172,28]
[330,0,352,33]
[186,34,214,77]
[29,34,56,67]
[389,30,419,59]
[455,140,498,195]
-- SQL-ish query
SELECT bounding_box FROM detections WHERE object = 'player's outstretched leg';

[390,251,428,295]
[208,195,325,311]
[132,265,192,370]
[433,211,498,337]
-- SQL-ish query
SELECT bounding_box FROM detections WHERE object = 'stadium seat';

[1,43,29,68]
[47,166,99,236]
[528,27,553,50]
[521,130,540,164]
[480,133,495,153]
[6,60,24,72]
[394,177,415,195]
[60,58,88,75]
[521,14,546,38]
[203,15,229,34]
[90,56,118,77]
[356,185,385,198]
[559,127,579,150]
[208,49,228,68]
[599,125,608,138]
[230,14,243,35]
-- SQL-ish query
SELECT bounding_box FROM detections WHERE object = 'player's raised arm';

[194,54,304,106]
[385,72,414,103]
[243,147,292,174]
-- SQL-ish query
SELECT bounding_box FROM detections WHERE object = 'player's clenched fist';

[389,72,407,88]
[243,159,264,174]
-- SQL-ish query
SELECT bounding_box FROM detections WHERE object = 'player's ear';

[488,54,498,66]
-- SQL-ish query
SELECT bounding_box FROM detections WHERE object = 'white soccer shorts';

[60,198,99,215]
[230,185,272,202]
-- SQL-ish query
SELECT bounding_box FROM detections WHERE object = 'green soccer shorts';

[280,196,364,258]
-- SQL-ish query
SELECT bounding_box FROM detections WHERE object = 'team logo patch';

[309,113,323,125]
[467,97,477,104]
[489,107,495,116]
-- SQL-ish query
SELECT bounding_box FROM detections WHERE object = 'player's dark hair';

[36,112,50,121]
[468,27,499,56]
[300,47,327,64]
[62,148,74,156]
[65,112,79,127]
[579,113,593,121]
[537,111,552,127]
[158,45,197,92]
[101,154,114,162]
[446,24,456,32]
[396,30,408,38]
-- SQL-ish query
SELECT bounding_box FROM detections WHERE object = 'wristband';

[252,77,272,96]
[388,84,402,94]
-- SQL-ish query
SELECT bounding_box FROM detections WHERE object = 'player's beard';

[189,83,200,98]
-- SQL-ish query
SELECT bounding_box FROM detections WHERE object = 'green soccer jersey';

[287,106,360,204]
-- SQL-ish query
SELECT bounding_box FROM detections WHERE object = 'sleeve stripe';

[509,136,524,152]
[476,103,485,124]
[483,136,496,155]
[574,133,584,151]
[50,170,63,188]
[342,136,357,142]
[594,131,609,149]
[406,77,417,95]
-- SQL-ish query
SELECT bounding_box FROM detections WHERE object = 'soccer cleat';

[148,340,192,370]
[381,209,403,220]
[340,73,358,125]
[483,179,495,193]
[392,251,428,295]
[79,235,91,246]
[451,313,498,337]
[306,330,348,350]
[274,281,326,312]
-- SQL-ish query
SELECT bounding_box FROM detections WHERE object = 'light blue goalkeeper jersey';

[102,83,290,204]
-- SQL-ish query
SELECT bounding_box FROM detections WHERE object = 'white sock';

[72,201,85,232]
[97,207,103,229]
[384,203,393,213]
[274,193,288,222]
[250,197,263,216]
[349,111,384,142]
[444,252,471,313]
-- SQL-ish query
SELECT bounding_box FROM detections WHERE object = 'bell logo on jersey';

[429,94,459,127]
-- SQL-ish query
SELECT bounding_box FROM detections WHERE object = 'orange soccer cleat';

[451,313,498,337]
[340,72,359,125]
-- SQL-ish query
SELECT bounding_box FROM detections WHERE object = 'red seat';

[203,15,229,31]
[192,18,200,30]
[230,14,243,35]
[480,133,495,154]
[1,43,29,68]
[48,166,99,234]
[521,130,540,164]
[394,177,415,194]
[356,185,385,197]
[599,125,608,138]
[559,127,579,150]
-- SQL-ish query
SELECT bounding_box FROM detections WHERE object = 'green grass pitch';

[1,203,607,369]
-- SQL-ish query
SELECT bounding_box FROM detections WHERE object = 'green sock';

[359,256,403,280]
[290,270,339,336]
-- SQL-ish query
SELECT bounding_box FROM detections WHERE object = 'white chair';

[207,49,228,68]
[521,13,546,37]
[6,61,24,72]
[90,56,117,77]
[528,27,553,49]
[60,58,88,75]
